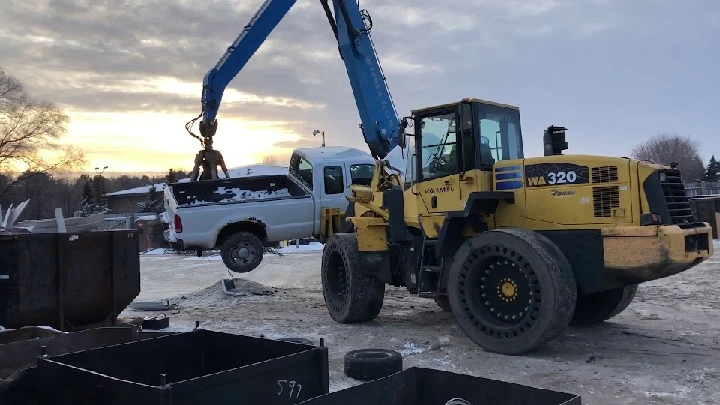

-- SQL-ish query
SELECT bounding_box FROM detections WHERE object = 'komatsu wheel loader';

[321,98,713,355]
[187,0,713,355]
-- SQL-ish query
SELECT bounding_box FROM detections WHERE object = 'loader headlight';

[659,172,667,182]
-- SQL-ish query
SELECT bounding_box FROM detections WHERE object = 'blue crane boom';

[186,0,401,175]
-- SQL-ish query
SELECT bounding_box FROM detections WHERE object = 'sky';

[1,0,718,173]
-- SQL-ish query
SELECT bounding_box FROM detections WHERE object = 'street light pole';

[94,165,109,212]
[313,129,325,147]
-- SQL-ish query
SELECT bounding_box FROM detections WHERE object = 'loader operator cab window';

[418,111,458,180]
[414,101,523,181]
[476,102,524,167]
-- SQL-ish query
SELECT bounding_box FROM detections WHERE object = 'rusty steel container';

[0,229,141,330]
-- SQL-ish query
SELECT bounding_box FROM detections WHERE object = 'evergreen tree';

[703,155,720,182]
[80,180,97,215]
[138,184,162,213]
[166,168,176,184]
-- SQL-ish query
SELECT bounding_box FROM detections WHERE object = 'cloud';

[1,0,718,171]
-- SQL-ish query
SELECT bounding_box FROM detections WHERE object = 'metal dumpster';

[0,325,180,404]
[0,229,141,330]
[690,196,720,239]
[299,367,581,405]
[34,329,329,405]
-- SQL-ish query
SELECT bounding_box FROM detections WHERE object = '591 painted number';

[277,380,303,399]
[547,171,578,185]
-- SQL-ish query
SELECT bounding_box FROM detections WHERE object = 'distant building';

[105,183,166,214]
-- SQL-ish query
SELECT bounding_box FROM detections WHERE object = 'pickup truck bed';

[171,174,308,206]
[164,173,317,273]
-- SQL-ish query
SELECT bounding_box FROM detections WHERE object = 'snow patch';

[144,248,169,255]
[279,242,324,253]
[208,187,291,203]
[400,342,426,356]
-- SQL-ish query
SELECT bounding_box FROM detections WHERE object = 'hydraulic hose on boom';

[185,0,403,181]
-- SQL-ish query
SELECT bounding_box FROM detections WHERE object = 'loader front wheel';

[447,229,577,355]
[221,231,264,273]
[321,233,385,323]
[434,295,452,312]
[570,284,638,326]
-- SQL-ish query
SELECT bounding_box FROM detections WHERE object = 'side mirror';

[398,116,414,149]
[398,129,406,149]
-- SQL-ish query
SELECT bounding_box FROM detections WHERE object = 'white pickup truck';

[163,146,375,272]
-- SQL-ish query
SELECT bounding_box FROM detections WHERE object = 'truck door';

[415,106,462,213]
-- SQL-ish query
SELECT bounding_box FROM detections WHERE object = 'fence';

[685,181,720,197]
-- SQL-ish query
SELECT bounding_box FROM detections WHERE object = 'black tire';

[196,249,203,257]
[321,233,385,323]
[570,284,638,326]
[344,349,402,381]
[434,295,452,312]
[447,229,577,355]
[220,231,264,273]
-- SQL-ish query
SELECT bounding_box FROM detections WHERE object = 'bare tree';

[262,155,279,166]
[630,133,705,182]
[0,67,86,199]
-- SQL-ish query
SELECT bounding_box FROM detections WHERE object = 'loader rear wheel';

[447,229,577,355]
[321,233,385,323]
[221,231,264,273]
[570,284,638,326]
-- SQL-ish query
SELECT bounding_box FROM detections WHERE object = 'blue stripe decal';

[494,165,522,173]
[495,172,522,180]
[495,180,523,190]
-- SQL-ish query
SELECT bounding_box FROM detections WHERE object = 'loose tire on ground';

[321,233,385,323]
[344,349,402,381]
[447,228,577,355]
[220,231,264,273]
[570,284,638,326]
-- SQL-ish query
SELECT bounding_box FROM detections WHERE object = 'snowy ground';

[123,240,720,404]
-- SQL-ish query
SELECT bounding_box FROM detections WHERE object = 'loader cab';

[411,98,524,183]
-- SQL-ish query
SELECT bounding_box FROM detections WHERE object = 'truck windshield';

[350,164,374,186]
[475,102,523,165]
[289,153,313,190]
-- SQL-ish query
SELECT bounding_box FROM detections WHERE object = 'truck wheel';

[447,229,577,355]
[570,284,638,326]
[221,232,264,273]
[321,233,385,323]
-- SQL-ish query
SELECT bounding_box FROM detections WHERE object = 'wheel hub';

[231,242,256,264]
[499,278,518,301]
[478,259,532,325]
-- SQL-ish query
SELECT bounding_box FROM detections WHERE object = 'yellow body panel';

[347,152,712,283]
[602,223,713,280]
[349,216,388,252]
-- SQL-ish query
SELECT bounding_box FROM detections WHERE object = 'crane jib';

[188,0,401,167]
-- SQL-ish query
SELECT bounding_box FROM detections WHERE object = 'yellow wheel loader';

[320,98,713,355]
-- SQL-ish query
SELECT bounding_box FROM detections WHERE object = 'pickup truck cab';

[164,146,375,272]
